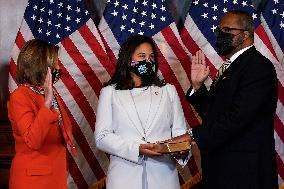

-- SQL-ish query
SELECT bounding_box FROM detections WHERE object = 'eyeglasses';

[215,27,247,35]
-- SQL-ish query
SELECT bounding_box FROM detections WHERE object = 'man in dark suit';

[186,10,278,189]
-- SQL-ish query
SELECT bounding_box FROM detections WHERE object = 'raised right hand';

[139,143,162,156]
[43,67,53,108]
[191,50,210,90]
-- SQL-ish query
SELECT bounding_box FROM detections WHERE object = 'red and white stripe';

[181,14,220,87]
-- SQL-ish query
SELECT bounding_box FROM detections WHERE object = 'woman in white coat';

[95,35,191,189]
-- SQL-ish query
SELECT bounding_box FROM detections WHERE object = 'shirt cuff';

[176,150,192,167]
[189,88,195,96]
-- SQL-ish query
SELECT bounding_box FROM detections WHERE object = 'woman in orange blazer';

[8,39,76,189]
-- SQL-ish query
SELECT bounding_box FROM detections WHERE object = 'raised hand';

[139,143,162,156]
[43,67,54,108]
[191,50,210,90]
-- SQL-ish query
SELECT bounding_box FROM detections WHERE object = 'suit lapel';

[54,91,76,155]
[116,89,145,137]
[210,47,257,91]
[144,86,163,135]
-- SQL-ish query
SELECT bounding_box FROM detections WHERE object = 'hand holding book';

[153,133,193,154]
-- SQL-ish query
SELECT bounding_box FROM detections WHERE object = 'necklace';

[22,83,63,125]
[130,86,149,97]
[22,83,44,95]
[129,86,152,141]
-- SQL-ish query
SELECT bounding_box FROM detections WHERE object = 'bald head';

[222,10,254,39]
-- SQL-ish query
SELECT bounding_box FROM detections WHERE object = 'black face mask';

[130,59,156,86]
[216,30,243,56]
[216,30,238,56]
[51,68,61,84]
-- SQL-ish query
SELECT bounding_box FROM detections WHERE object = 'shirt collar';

[229,45,253,63]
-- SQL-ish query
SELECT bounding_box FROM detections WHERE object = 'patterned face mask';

[51,68,61,84]
[129,59,155,78]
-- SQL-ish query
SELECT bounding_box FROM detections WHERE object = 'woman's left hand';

[139,143,162,156]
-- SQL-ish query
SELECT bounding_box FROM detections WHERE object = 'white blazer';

[95,84,189,189]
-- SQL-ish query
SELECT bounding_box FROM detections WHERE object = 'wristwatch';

[186,128,194,140]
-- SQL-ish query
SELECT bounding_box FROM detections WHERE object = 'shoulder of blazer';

[10,86,31,102]
[98,85,116,104]
[10,86,43,109]
[228,47,272,74]
[241,47,274,71]
[235,46,269,65]
[100,85,115,96]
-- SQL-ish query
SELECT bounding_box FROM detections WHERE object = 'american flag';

[8,0,114,188]
[98,0,202,187]
[180,0,284,187]
[258,0,284,186]
[181,0,260,84]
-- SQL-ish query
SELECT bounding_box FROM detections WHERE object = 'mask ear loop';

[130,60,139,66]
[148,59,156,73]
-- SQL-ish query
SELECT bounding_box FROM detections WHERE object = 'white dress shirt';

[189,45,253,96]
